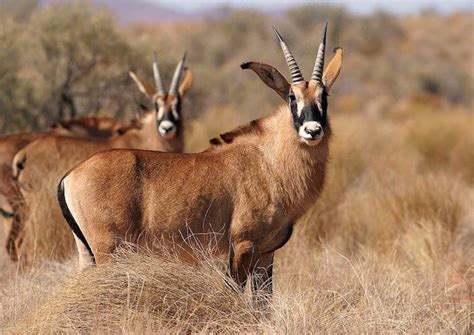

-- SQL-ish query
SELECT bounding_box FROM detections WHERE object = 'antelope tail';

[57,177,96,264]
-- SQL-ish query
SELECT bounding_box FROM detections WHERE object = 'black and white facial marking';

[288,82,328,146]
[155,94,181,139]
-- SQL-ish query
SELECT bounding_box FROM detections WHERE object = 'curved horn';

[168,51,187,97]
[273,27,304,83]
[311,22,328,83]
[153,51,166,96]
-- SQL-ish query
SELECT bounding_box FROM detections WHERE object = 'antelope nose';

[305,125,322,137]
[159,121,175,132]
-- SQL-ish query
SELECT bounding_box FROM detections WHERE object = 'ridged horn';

[169,51,187,97]
[153,51,166,96]
[311,22,328,83]
[273,27,304,83]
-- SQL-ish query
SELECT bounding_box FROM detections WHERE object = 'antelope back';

[50,117,123,139]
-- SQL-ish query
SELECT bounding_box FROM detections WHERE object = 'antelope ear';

[241,62,290,101]
[129,71,156,98]
[322,48,343,92]
[179,67,193,97]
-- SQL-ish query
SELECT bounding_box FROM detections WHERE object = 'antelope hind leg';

[5,212,22,261]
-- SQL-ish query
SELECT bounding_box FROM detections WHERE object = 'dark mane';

[209,120,262,147]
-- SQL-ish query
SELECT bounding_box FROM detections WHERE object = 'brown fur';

[60,49,342,305]
[11,70,193,264]
[11,113,176,264]
[50,117,124,139]
[0,117,126,260]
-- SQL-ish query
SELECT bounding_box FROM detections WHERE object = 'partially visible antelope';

[49,117,124,139]
[11,53,193,262]
[0,117,124,260]
[59,25,342,306]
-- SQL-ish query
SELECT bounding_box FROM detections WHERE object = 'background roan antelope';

[11,54,193,263]
[59,25,342,305]
[0,116,124,260]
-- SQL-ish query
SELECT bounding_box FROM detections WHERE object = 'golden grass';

[0,261,71,329]
[16,169,76,266]
[7,252,258,333]
[404,110,474,184]
[2,241,472,334]
[334,171,466,256]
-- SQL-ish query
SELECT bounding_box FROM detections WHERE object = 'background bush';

[0,1,472,133]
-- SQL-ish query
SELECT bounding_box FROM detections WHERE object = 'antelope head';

[241,24,343,146]
[129,52,193,140]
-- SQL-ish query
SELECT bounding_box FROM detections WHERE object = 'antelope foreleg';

[5,211,22,261]
[251,252,274,309]
[228,240,256,291]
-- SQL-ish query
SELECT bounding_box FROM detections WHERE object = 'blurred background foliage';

[0,0,472,136]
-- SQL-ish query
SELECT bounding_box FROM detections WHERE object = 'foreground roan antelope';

[59,25,342,304]
[11,54,193,262]
[0,117,124,260]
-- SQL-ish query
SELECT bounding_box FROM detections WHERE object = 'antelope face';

[129,51,193,142]
[241,24,342,148]
[289,82,327,146]
[155,95,181,139]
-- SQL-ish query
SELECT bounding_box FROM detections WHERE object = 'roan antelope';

[11,53,193,263]
[0,117,124,260]
[49,117,124,139]
[59,25,342,305]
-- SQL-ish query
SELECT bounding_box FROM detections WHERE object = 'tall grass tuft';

[2,245,471,334]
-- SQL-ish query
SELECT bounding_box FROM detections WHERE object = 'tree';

[23,2,144,126]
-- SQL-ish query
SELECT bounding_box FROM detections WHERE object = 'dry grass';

[1,241,472,334]
[0,261,70,329]
[404,110,474,184]
[16,169,76,266]
[6,251,258,334]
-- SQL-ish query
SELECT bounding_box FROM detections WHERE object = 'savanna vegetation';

[0,1,472,333]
